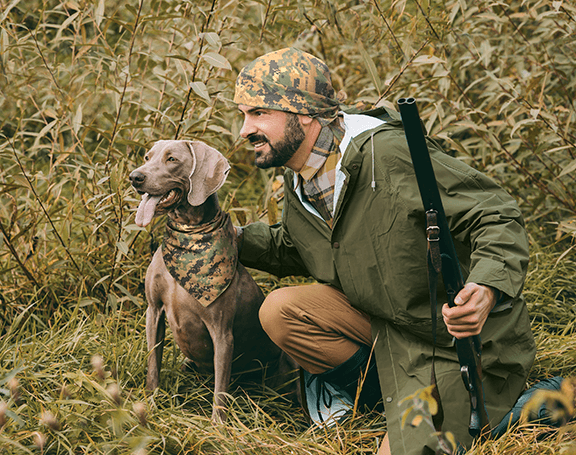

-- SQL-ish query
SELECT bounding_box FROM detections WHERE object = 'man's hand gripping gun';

[397,97,490,438]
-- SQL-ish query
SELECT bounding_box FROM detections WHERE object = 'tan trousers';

[258,284,373,374]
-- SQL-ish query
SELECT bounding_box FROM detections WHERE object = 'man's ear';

[186,141,231,207]
[299,114,315,127]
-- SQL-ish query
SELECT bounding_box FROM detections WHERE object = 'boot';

[304,344,382,426]
[491,376,566,438]
[319,344,382,411]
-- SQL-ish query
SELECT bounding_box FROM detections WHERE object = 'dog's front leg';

[210,328,234,423]
[146,304,166,390]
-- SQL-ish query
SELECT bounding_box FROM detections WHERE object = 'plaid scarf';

[298,117,345,227]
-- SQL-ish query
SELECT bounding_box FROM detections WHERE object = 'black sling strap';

[397,97,490,439]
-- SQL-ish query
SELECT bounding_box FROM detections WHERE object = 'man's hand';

[442,283,497,339]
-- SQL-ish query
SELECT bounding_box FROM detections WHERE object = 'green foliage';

[0,0,576,453]
[1,0,575,316]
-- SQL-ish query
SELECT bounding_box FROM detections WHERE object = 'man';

[233,47,536,454]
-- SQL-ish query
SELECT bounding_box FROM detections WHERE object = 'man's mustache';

[248,134,268,145]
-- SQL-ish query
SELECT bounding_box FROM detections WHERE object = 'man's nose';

[239,117,256,139]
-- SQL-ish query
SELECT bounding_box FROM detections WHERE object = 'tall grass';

[0,250,575,453]
[0,300,386,454]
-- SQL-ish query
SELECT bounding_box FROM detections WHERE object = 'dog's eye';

[166,156,176,162]
[144,155,150,161]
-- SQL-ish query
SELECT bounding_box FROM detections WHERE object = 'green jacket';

[239,108,535,454]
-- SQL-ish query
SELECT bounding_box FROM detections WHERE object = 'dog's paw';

[211,405,227,424]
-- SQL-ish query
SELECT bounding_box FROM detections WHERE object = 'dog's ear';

[186,141,231,206]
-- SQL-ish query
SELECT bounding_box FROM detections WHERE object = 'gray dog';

[129,140,294,422]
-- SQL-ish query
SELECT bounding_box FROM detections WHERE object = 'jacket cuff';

[467,258,520,300]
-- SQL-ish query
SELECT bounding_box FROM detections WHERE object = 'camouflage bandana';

[162,211,238,308]
[234,47,340,119]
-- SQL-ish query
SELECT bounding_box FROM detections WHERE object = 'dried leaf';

[412,55,445,65]
[0,29,9,65]
[73,104,83,134]
[116,241,129,256]
[200,32,221,48]
[95,0,105,27]
[268,197,278,225]
[190,81,211,102]
[559,158,576,178]
[202,52,232,70]
[410,414,423,427]
[231,197,246,226]
[358,42,382,96]
[510,118,538,138]
[55,12,80,42]
[0,0,22,22]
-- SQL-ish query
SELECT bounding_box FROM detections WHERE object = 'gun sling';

[397,97,491,439]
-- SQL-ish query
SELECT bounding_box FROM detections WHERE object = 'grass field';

[0,247,575,454]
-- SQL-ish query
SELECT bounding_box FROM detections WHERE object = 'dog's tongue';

[135,193,162,227]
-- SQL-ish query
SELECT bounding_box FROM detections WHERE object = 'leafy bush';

[1,0,575,316]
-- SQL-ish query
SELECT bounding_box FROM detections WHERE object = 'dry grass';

[1,249,576,454]
[0,295,386,454]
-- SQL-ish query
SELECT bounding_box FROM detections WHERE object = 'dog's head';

[130,140,230,227]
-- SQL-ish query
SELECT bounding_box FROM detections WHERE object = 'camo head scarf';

[234,47,340,120]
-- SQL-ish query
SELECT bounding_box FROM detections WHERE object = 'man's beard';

[250,113,306,169]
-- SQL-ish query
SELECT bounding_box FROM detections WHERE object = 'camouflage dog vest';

[162,211,238,307]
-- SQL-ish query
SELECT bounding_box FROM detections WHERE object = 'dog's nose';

[129,171,146,186]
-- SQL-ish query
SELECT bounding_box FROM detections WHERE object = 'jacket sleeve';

[238,221,311,278]
[426,138,529,301]
[383,129,529,302]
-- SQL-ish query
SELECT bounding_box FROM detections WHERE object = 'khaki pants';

[258,284,373,374]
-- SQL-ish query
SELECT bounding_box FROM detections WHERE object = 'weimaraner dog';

[129,140,294,422]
